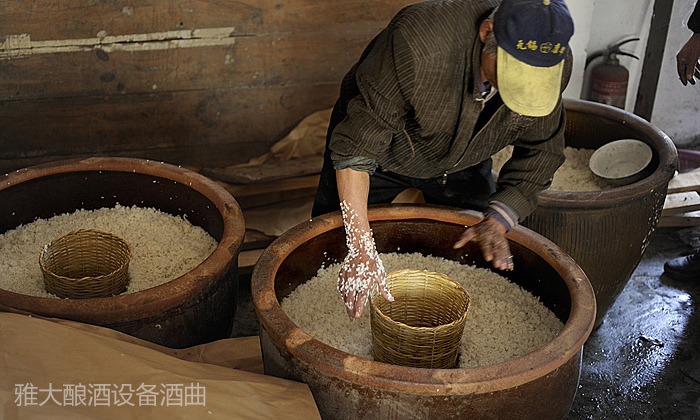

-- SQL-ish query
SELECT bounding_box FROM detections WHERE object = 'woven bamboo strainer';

[370,269,470,368]
[39,229,132,299]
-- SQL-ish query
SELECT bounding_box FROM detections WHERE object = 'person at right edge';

[312,0,575,319]
[663,0,700,281]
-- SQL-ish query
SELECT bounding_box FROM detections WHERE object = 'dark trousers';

[311,159,495,217]
[312,140,495,218]
[311,101,496,218]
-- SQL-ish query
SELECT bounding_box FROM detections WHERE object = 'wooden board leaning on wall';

[0,0,416,173]
[0,85,336,174]
[660,171,700,227]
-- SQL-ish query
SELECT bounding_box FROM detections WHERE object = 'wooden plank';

[218,175,320,197]
[659,210,700,228]
[0,0,412,40]
[242,229,277,251]
[0,85,338,173]
[0,1,412,101]
[0,144,270,178]
[0,0,418,176]
[234,187,318,209]
[238,248,265,276]
[667,171,700,194]
[201,156,322,184]
[662,191,700,216]
[0,1,265,40]
[0,32,375,101]
[217,175,319,209]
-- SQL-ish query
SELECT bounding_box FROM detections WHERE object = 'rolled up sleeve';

[332,156,378,174]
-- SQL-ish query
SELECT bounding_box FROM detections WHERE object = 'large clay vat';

[0,157,245,348]
[252,205,596,420]
[524,99,678,329]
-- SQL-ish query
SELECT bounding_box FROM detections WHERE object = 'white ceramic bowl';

[589,139,653,186]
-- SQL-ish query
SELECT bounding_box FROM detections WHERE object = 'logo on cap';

[495,0,574,68]
[515,40,566,54]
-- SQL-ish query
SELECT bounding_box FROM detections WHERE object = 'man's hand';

[453,215,514,271]
[337,237,391,319]
[676,32,700,85]
[338,200,393,319]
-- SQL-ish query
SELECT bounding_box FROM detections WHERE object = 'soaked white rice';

[0,204,218,298]
[491,145,611,191]
[281,252,564,368]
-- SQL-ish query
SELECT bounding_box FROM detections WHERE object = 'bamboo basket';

[40,229,132,299]
[370,269,470,368]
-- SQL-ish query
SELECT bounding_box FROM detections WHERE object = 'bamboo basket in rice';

[370,268,470,369]
[40,229,132,299]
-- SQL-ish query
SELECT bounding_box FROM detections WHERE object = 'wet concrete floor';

[568,226,700,420]
[231,225,700,419]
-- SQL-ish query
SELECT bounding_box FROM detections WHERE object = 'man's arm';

[677,2,700,85]
[336,168,393,319]
[326,26,411,320]
[452,96,567,269]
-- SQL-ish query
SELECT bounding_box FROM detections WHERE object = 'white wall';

[564,0,700,148]
[562,0,595,101]
[564,0,653,109]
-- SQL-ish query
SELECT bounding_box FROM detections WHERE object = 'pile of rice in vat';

[491,145,611,191]
[281,252,563,368]
[0,204,218,298]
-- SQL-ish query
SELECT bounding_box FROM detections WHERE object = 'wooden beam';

[0,32,373,102]
[0,0,412,40]
[633,0,675,120]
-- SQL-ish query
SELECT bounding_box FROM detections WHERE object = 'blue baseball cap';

[494,0,575,117]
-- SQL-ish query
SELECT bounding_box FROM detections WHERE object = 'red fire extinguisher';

[586,38,639,109]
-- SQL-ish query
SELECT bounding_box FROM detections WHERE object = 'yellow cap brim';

[497,46,564,117]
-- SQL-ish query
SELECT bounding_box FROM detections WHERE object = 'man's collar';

[475,68,497,102]
[470,34,497,101]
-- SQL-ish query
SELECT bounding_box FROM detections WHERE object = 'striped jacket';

[329,0,572,220]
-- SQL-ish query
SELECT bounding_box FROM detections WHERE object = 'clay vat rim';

[0,157,245,323]
[252,204,596,395]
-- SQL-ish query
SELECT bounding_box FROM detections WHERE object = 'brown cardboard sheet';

[0,312,321,419]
